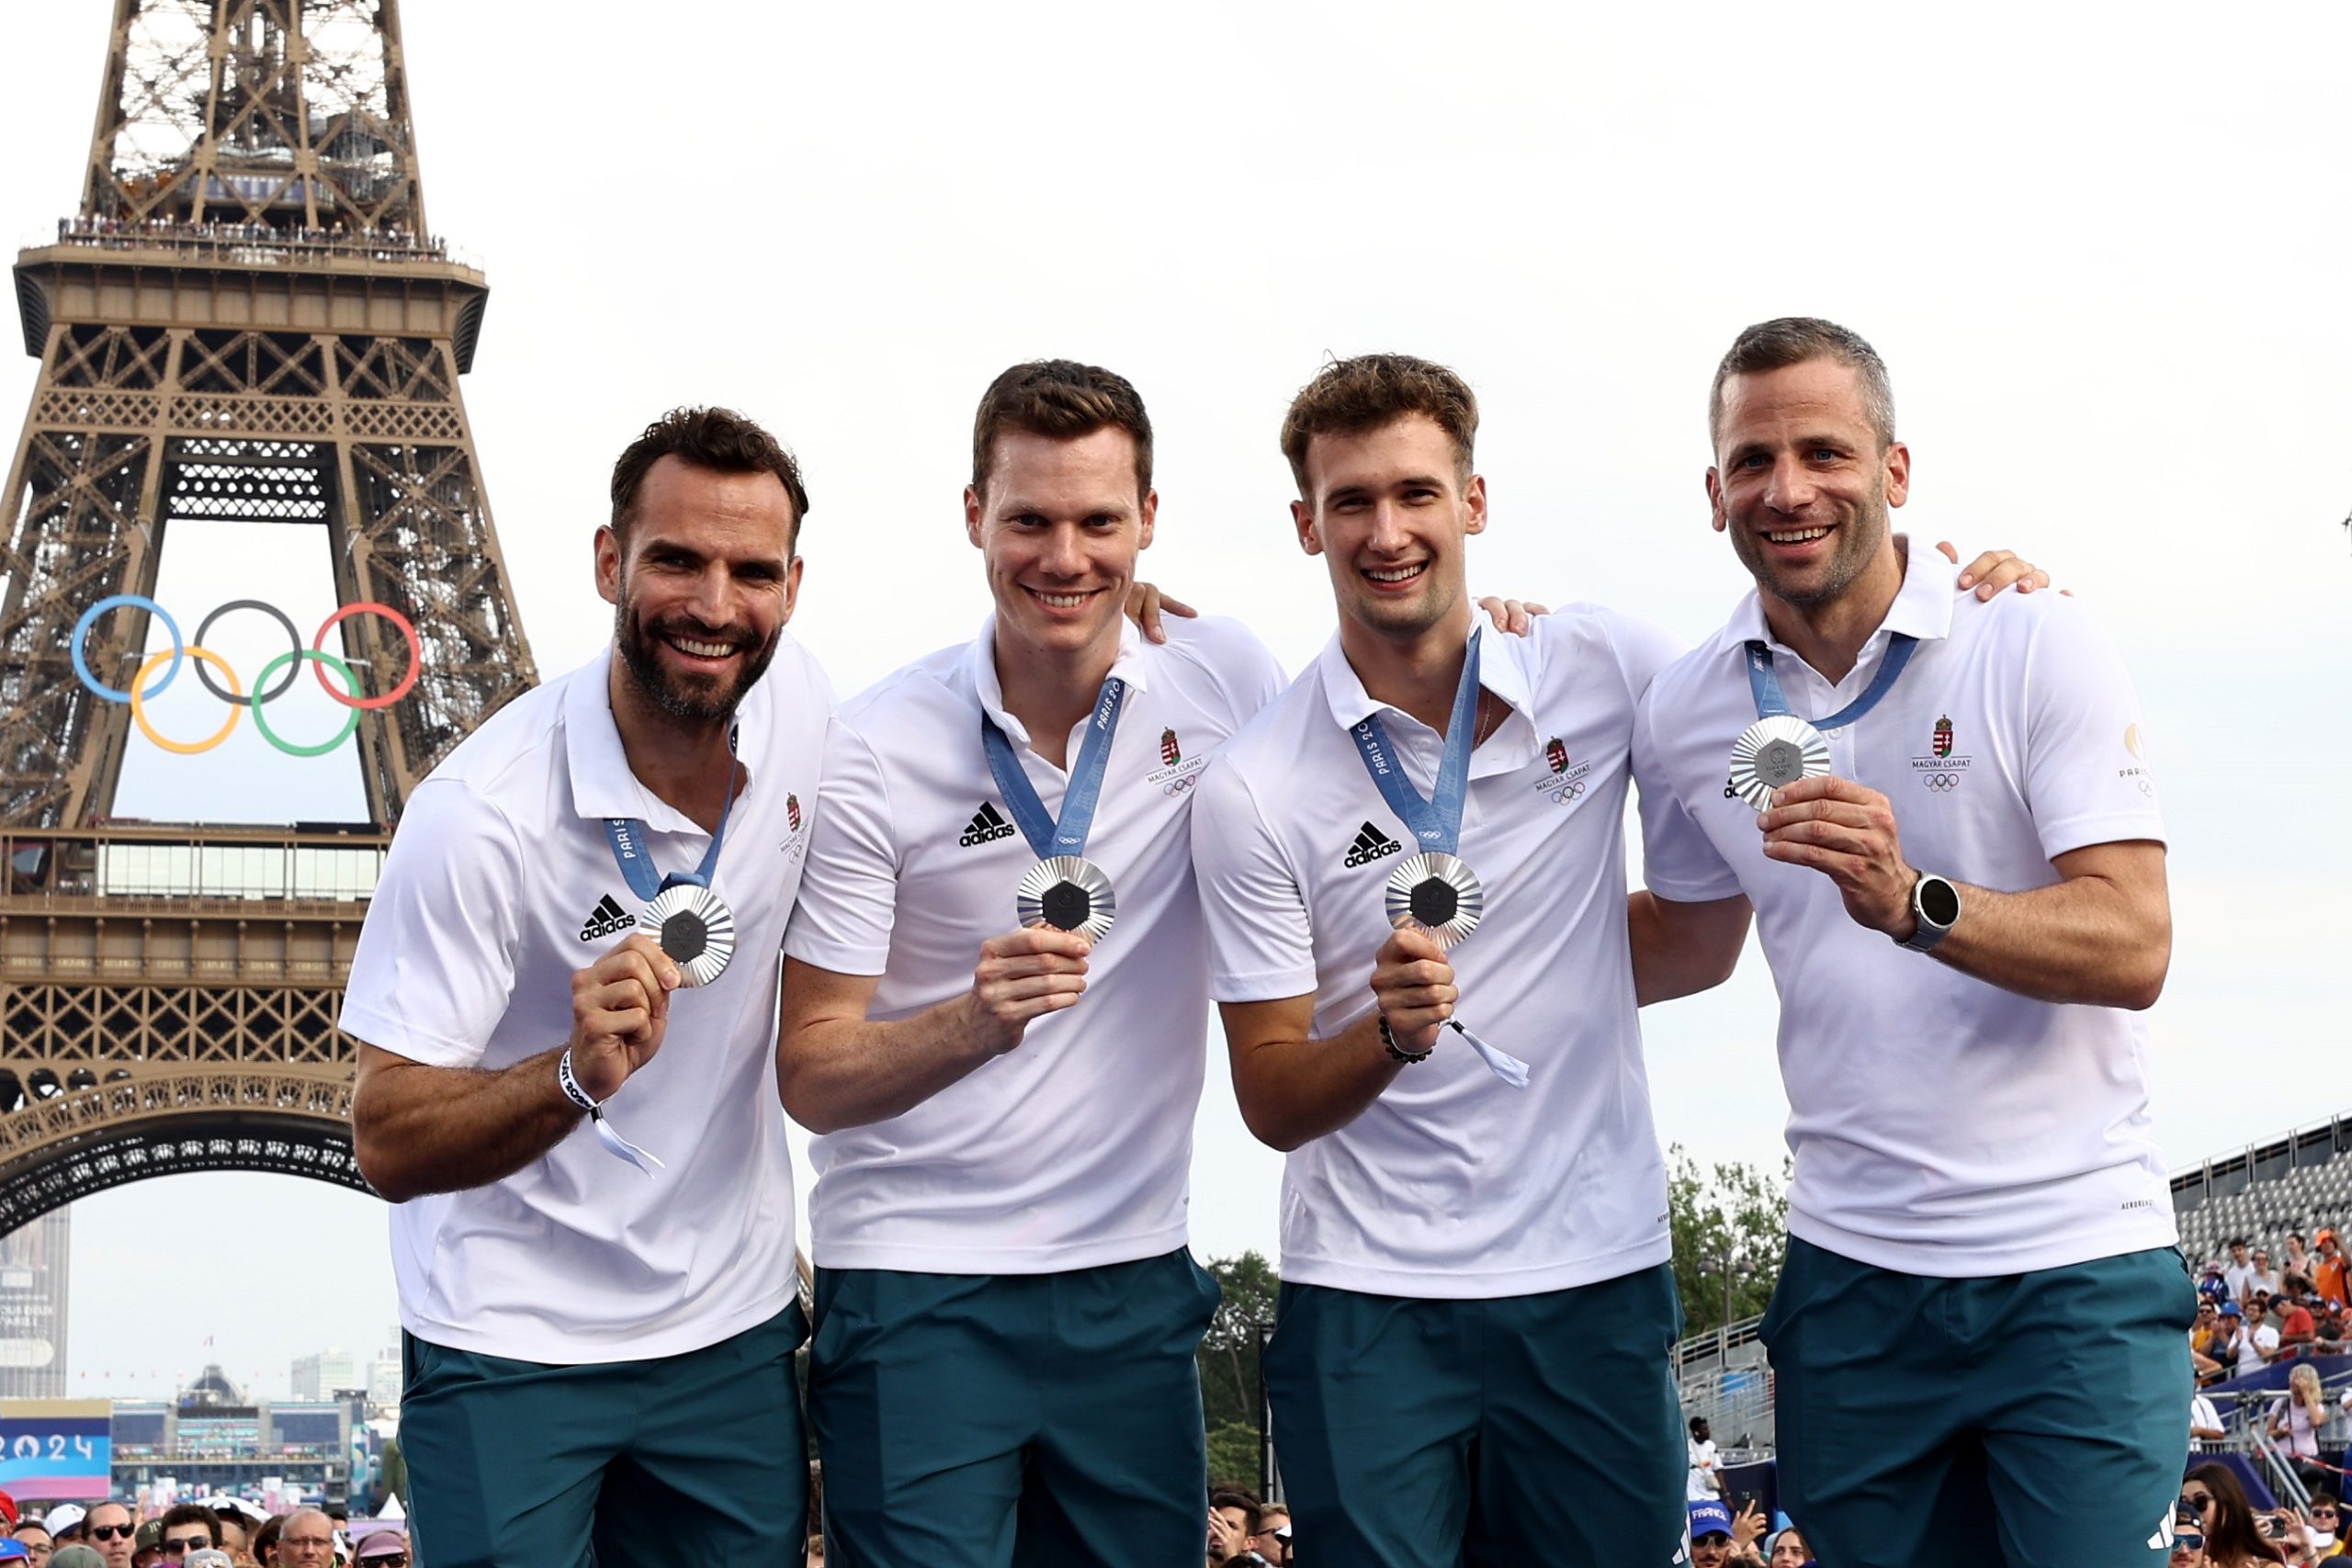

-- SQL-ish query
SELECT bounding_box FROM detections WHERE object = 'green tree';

[1197,1250,1280,1484]
[1668,1143,1790,1337]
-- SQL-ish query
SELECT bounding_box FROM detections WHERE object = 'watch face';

[1918,876,1961,926]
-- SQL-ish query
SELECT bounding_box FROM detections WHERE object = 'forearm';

[1231,1011,1404,1154]
[1916,872,2169,1009]
[352,1047,582,1203]
[777,994,998,1135]
[1627,890,1748,1007]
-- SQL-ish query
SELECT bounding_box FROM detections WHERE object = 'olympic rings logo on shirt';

[1921,772,1960,793]
[70,594,424,758]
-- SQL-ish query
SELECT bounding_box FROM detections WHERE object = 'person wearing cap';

[350,1531,406,1567]
[126,1523,159,1568]
[0,1542,28,1564]
[49,1550,105,1568]
[2317,1232,2348,1311]
[1688,1498,1737,1568]
[180,1554,232,1568]
[343,411,831,1565]
[776,362,1290,1567]
[1634,318,2185,1563]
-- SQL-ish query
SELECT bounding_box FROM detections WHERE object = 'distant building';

[288,1349,356,1402]
[101,1363,356,1503]
[0,1211,70,1399]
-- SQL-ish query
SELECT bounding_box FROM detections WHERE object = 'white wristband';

[557,1048,663,1175]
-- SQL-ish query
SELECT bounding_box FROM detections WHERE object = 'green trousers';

[398,1305,808,1568]
[1764,1236,2197,1567]
[810,1248,1220,1567]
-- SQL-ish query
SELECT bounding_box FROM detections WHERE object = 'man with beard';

[345,407,831,1564]
[1633,318,2182,1563]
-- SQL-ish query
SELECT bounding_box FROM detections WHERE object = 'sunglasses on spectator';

[90,1525,135,1542]
[2174,1528,2206,1552]
[2181,1491,2213,1510]
[164,1540,212,1556]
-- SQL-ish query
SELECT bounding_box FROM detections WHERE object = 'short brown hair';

[970,360,1153,499]
[1279,354,1478,499]
[608,406,810,545]
[1708,317,1896,455]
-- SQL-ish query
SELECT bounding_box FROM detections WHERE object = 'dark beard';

[614,600,778,721]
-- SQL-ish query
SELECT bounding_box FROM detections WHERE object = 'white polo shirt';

[1634,541,2173,1278]
[341,640,831,1362]
[782,614,1285,1274]
[1190,608,1692,1299]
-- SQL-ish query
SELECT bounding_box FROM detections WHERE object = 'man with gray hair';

[273,1509,336,1568]
[1634,316,2183,1563]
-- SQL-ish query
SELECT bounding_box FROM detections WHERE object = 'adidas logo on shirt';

[579,893,634,942]
[959,802,1017,848]
[1342,821,1404,868]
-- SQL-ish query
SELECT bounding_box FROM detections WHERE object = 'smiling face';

[597,455,801,722]
[1292,412,1485,645]
[967,425,1155,671]
[1707,357,1907,613]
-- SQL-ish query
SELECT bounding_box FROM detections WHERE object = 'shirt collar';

[563,646,757,831]
[1722,533,1957,658]
[962,614,1151,749]
[1315,622,1532,734]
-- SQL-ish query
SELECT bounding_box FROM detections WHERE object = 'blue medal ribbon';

[1348,629,1481,854]
[981,676,1129,862]
[1342,632,1529,1089]
[1744,635,1917,727]
[603,727,741,899]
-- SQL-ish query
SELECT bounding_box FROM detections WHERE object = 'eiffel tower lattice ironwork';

[0,0,536,1231]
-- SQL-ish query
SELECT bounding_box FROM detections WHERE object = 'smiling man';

[1634,318,2184,1564]
[1188,353,1736,1565]
[345,408,832,1564]
[776,361,1286,1565]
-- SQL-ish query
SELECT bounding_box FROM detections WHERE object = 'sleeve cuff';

[781,934,890,977]
[337,1007,488,1070]
[1209,964,1319,1005]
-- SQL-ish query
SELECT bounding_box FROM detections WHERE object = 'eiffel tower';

[0,0,535,1233]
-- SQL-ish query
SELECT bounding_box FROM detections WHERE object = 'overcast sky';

[0,1,2346,1399]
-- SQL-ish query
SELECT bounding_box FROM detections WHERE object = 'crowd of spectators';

[0,1493,408,1568]
[49,214,451,264]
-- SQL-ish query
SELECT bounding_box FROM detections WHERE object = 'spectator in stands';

[245,1519,277,1568]
[2171,1499,2208,1568]
[348,1532,404,1568]
[271,1514,333,1568]
[2289,1234,2314,1280]
[13,1522,51,1567]
[2196,1299,2230,1364]
[2274,1363,2335,1493]
[2280,1281,2323,1359]
[1209,1487,1266,1564]
[83,1505,132,1568]
[1767,1523,1813,1568]
[2194,1368,2228,1446]
[130,1522,159,1568]
[158,1506,219,1558]
[1687,1499,1736,1568]
[2230,1240,2260,1303]
[2253,1250,2285,1303]
[41,1513,82,1551]
[1689,1415,1725,1500]
[2231,1302,2281,1377]
[1250,1506,1291,1566]
[2188,1461,2288,1565]
[2303,1492,2342,1558]
[2316,1233,2348,1310]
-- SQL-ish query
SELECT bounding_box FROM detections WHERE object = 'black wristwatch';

[1896,873,1962,953]
[1378,1014,1431,1064]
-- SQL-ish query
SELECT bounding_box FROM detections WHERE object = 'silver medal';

[1727,715,1831,810]
[1016,855,1117,943]
[639,883,737,987]
[1385,852,1486,950]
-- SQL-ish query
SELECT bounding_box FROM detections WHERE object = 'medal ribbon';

[1348,629,1481,855]
[1346,632,1529,1089]
[583,727,741,1172]
[1744,635,1917,727]
[980,676,1129,862]
[603,727,742,899]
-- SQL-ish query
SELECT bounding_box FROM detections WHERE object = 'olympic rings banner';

[71,594,424,758]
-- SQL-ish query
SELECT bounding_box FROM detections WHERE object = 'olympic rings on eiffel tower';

[70,593,424,756]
